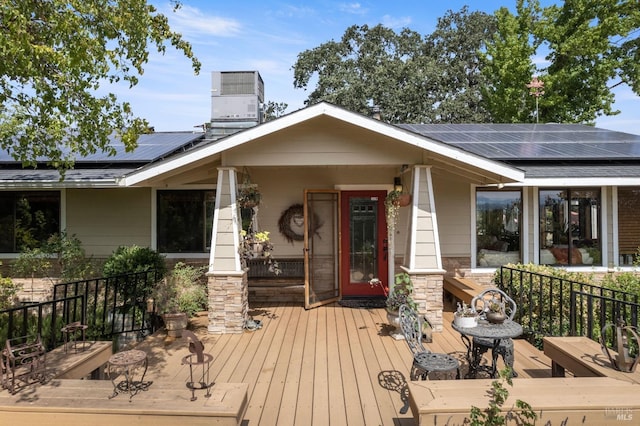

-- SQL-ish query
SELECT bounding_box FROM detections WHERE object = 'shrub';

[153,262,207,317]
[103,245,167,278]
[0,266,21,310]
[103,246,167,313]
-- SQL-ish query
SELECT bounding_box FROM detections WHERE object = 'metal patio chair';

[399,304,459,380]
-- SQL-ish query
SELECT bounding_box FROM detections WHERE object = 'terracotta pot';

[163,312,188,338]
[397,194,412,207]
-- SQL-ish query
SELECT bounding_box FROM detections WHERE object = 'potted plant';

[385,272,417,339]
[454,301,479,328]
[486,301,506,324]
[152,262,208,337]
[239,230,281,275]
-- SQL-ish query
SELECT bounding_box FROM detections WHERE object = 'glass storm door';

[304,190,340,309]
[340,191,388,297]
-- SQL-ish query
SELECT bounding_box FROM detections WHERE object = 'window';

[617,187,640,266]
[157,190,215,253]
[539,189,601,266]
[0,191,60,253]
[476,189,521,267]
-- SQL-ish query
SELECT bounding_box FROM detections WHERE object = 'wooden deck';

[128,303,555,425]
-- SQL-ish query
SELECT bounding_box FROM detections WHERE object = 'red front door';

[340,191,389,297]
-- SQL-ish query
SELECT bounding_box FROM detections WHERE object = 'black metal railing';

[570,290,639,346]
[1,270,161,351]
[497,265,639,346]
[0,295,85,350]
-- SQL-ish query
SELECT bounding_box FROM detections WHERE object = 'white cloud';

[277,4,317,19]
[339,3,368,15]
[381,14,412,29]
[163,4,242,38]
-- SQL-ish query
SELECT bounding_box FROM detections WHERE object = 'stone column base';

[207,272,248,334]
[405,270,444,333]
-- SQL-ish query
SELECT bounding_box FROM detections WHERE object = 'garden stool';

[181,330,214,401]
[61,321,88,353]
[399,304,459,380]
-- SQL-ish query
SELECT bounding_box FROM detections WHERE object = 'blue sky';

[111,1,640,135]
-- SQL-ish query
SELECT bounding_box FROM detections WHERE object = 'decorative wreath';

[278,203,323,243]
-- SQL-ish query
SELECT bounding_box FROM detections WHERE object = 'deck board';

[2,303,557,425]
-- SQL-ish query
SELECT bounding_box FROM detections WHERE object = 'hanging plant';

[238,167,261,208]
[238,184,261,208]
[385,190,402,233]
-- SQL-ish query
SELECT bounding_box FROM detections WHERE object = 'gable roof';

[120,102,524,186]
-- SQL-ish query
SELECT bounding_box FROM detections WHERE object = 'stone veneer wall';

[207,273,248,334]
[407,272,444,332]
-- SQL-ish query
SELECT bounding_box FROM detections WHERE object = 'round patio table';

[107,349,151,399]
[452,319,522,378]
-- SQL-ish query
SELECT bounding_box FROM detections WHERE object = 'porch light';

[394,177,403,192]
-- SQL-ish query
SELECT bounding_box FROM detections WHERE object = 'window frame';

[537,187,603,267]
[154,187,216,256]
[473,187,523,269]
[0,190,62,254]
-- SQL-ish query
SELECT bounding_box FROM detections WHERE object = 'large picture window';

[157,190,215,253]
[539,189,601,266]
[0,191,61,253]
[476,189,522,267]
[617,187,640,266]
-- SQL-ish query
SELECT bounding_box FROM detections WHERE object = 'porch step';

[0,379,248,426]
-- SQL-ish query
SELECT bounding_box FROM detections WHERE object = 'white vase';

[386,310,405,340]
[454,314,478,328]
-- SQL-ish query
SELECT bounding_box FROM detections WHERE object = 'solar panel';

[0,132,205,163]
[398,123,640,160]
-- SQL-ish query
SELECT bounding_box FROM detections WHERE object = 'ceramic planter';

[454,314,478,328]
[386,309,405,340]
[163,312,188,338]
[486,311,507,324]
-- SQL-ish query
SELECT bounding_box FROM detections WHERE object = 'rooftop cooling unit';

[211,71,264,122]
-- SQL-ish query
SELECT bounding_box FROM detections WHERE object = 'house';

[3,72,640,335]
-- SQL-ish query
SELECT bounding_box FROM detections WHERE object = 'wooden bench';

[0,379,249,426]
[443,276,484,305]
[408,377,640,425]
[543,336,640,384]
[247,258,304,303]
[46,340,113,380]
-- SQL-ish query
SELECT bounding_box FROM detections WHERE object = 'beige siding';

[413,170,439,269]
[432,175,471,257]
[66,188,151,257]
[211,170,238,272]
[224,119,423,167]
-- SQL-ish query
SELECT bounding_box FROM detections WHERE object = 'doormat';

[338,298,387,309]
